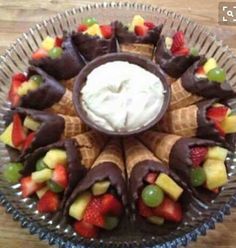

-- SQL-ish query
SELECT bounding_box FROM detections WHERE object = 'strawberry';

[77,24,88,32]
[12,73,27,82]
[83,197,105,228]
[144,172,158,184]
[100,25,112,39]
[195,66,205,75]
[37,191,60,213]
[138,198,153,217]
[152,197,183,222]
[190,147,208,166]
[171,31,185,53]
[144,21,155,30]
[211,188,219,194]
[32,48,48,60]
[22,132,35,151]
[74,220,98,238]
[134,25,149,36]
[12,113,26,147]
[214,121,225,137]
[207,106,229,122]
[172,46,189,56]
[51,164,68,188]
[20,176,43,197]
[101,194,123,216]
[54,37,63,47]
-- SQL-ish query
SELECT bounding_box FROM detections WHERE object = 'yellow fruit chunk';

[41,36,55,51]
[69,191,92,220]
[0,123,14,148]
[165,37,173,50]
[129,15,145,32]
[206,146,228,161]
[203,159,228,190]
[92,181,111,196]
[84,24,102,37]
[221,115,236,133]
[155,173,183,201]
[23,116,40,131]
[36,186,49,199]
[17,80,39,96]
[203,58,217,74]
[43,149,67,169]
[32,169,52,183]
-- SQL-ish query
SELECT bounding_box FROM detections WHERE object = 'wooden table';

[0,0,236,247]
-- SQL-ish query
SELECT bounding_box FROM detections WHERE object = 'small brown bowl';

[73,53,171,136]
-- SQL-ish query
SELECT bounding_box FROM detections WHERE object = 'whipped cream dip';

[81,61,165,132]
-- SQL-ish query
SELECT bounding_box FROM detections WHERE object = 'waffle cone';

[138,131,181,165]
[61,77,75,91]
[157,105,198,137]
[92,139,125,176]
[123,137,160,178]
[169,78,203,110]
[73,130,109,168]
[59,115,89,138]
[50,89,76,116]
[120,43,154,59]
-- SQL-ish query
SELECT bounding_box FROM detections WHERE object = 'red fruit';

[144,172,158,184]
[32,48,48,60]
[211,188,219,194]
[54,37,63,47]
[171,31,185,53]
[77,24,88,32]
[12,73,27,82]
[190,147,208,166]
[214,121,225,137]
[100,25,112,39]
[12,113,26,147]
[138,198,153,217]
[207,106,229,122]
[20,176,43,198]
[134,25,149,36]
[195,66,205,75]
[51,164,68,188]
[101,194,123,216]
[23,132,35,151]
[74,220,98,238]
[83,197,105,228]
[152,197,183,222]
[144,21,155,30]
[37,191,60,213]
[172,46,189,56]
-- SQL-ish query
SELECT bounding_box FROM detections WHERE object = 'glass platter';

[0,2,236,248]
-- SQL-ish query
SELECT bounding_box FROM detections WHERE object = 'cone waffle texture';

[61,77,75,91]
[120,43,154,59]
[92,139,125,176]
[59,115,89,138]
[123,137,160,178]
[51,88,76,116]
[169,78,203,110]
[73,130,108,168]
[157,105,198,137]
[138,131,181,165]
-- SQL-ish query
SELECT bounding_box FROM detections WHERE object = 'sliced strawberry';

[172,46,189,56]
[171,31,185,53]
[214,121,225,137]
[12,73,27,82]
[37,191,60,213]
[144,172,158,184]
[190,147,208,166]
[100,25,112,39]
[77,24,88,32]
[23,132,35,151]
[152,197,183,222]
[207,106,229,122]
[83,197,105,228]
[54,37,63,47]
[138,198,153,217]
[144,21,155,30]
[74,220,98,238]
[51,164,68,188]
[20,176,43,197]
[101,194,123,216]
[134,25,149,36]
[12,113,26,147]
[32,48,48,60]
[195,66,205,75]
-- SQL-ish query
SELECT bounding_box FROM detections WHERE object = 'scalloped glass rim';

[0,2,236,248]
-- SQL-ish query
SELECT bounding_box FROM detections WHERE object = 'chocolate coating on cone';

[22,139,86,210]
[19,66,65,110]
[155,36,200,78]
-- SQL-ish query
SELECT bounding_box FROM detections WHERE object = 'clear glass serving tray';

[0,2,236,248]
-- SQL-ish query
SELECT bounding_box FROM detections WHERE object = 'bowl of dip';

[73,53,170,135]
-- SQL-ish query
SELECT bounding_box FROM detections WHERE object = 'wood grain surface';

[0,0,236,247]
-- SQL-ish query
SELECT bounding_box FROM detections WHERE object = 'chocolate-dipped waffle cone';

[61,77,75,91]
[73,130,109,168]
[120,43,154,59]
[138,131,181,164]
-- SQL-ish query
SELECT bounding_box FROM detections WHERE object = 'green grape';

[82,17,98,27]
[104,216,119,230]
[48,47,63,59]
[3,162,23,183]
[141,185,164,208]
[30,75,43,85]
[147,216,165,225]
[190,47,199,57]
[47,180,64,193]
[36,158,47,171]
[207,67,226,83]
[190,167,206,187]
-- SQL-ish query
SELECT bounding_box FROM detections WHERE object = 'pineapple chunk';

[206,146,228,161]
[0,123,14,148]
[84,24,102,37]
[41,36,55,51]
[221,115,236,133]
[155,173,183,201]
[203,159,228,190]
[23,116,40,131]
[129,15,145,32]
[165,37,173,50]
[203,58,217,74]
[92,181,110,196]
[36,186,49,199]
[17,80,40,96]
[43,149,67,169]
[32,168,52,183]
